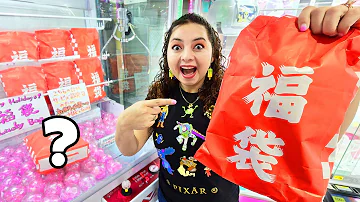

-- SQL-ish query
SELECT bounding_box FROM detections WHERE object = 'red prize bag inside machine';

[42,61,79,114]
[0,66,48,97]
[0,32,38,63]
[74,58,105,103]
[70,28,100,58]
[35,29,73,59]
[24,130,89,174]
[42,61,79,90]
[194,16,360,201]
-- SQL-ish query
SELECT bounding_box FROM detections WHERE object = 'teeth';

[181,66,195,70]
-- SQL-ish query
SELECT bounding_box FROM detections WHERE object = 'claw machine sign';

[0,92,50,137]
[48,83,91,117]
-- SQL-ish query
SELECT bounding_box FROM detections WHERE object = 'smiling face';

[167,23,213,93]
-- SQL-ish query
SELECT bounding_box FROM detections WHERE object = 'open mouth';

[180,66,197,77]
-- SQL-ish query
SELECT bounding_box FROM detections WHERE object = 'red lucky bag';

[70,28,100,58]
[35,29,73,59]
[194,16,360,202]
[24,130,89,174]
[0,32,38,63]
[42,61,79,90]
[0,66,47,97]
[74,58,105,103]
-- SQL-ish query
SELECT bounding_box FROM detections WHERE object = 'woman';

[115,4,360,202]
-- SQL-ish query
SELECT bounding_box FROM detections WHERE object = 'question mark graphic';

[42,116,80,169]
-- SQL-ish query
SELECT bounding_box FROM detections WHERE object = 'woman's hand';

[298,3,360,36]
[117,98,177,131]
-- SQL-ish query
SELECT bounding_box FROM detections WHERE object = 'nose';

[181,47,194,62]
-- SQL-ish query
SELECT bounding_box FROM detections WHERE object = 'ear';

[211,57,214,63]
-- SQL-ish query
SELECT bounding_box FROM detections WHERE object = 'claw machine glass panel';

[98,0,170,108]
[96,1,170,201]
[330,108,360,200]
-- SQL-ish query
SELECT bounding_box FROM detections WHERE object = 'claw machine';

[97,0,171,201]
[0,0,170,201]
[99,0,170,108]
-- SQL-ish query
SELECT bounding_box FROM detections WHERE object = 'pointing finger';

[150,106,162,115]
[145,99,177,107]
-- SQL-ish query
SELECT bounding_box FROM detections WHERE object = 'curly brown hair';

[146,13,226,113]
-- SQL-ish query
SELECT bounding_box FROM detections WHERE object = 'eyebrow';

[171,37,206,42]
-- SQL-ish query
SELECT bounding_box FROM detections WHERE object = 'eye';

[172,45,181,51]
[194,44,204,50]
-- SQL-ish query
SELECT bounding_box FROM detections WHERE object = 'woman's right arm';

[115,99,176,156]
[115,126,152,156]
